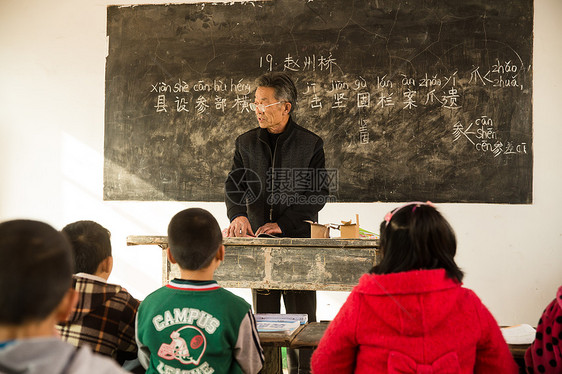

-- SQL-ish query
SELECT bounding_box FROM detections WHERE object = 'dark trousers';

[253,289,316,374]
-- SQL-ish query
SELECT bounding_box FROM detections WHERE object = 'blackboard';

[104,0,533,203]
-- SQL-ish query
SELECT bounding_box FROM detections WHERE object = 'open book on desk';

[255,314,308,334]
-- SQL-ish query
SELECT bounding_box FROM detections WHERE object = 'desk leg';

[160,245,169,286]
[261,346,282,374]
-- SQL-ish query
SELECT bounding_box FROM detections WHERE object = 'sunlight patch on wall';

[61,131,162,299]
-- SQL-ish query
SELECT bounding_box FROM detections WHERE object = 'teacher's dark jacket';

[225,117,328,238]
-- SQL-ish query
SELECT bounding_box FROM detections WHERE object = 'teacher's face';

[253,86,291,134]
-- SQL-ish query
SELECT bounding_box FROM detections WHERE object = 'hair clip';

[384,201,434,227]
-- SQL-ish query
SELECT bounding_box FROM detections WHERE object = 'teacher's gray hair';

[256,72,298,114]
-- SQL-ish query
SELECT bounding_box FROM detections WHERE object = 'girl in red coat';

[311,202,517,373]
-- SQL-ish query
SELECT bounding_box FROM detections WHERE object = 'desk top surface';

[127,235,379,248]
[258,325,305,346]
[290,322,329,348]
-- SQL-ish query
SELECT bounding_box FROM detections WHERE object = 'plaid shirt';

[57,274,140,363]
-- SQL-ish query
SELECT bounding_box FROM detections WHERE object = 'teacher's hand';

[227,216,254,237]
[255,222,282,236]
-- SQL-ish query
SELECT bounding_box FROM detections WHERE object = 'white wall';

[1,0,560,325]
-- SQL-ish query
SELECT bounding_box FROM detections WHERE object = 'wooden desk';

[507,343,529,360]
[290,322,530,361]
[258,326,305,374]
[253,322,325,374]
[127,236,380,291]
[290,322,329,349]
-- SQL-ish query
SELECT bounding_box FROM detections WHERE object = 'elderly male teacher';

[225,72,329,373]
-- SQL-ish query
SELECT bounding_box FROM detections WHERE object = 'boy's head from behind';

[0,219,73,325]
[62,220,111,274]
[167,208,222,270]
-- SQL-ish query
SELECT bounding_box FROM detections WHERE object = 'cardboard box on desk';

[306,216,362,239]
[340,214,360,238]
[306,221,331,238]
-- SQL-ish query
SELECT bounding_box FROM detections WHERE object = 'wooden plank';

[259,325,305,346]
[128,236,380,291]
[507,344,529,360]
[127,235,168,247]
[290,322,329,349]
[127,236,379,248]
[257,326,304,374]
[260,346,281,374]
[291,322,530,364]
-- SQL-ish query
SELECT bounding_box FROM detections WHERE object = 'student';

[57,220,140,364]
[524,285,562,373]
[0,219,127,374]
[136,208,264,373]
[311,202,518,373]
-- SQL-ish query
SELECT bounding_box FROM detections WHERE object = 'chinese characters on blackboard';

[149,53,529,159]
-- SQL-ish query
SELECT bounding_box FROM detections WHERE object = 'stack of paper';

[255,313,308,334]
[500,324,536,344]
[257,320,300,333]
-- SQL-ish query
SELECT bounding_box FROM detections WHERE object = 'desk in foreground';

[127,236,380,291]
[258,326,305,374]
[291,322,530,361]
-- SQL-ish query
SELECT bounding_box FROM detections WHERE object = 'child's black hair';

[62,220,111,274]
[371,203,464,282]
[167,208,222,270]
[0,220,73,324]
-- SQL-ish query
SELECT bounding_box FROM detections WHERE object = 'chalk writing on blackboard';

[145,53,530,160]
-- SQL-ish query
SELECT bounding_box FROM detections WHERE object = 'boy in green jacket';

[136,208,264,373]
